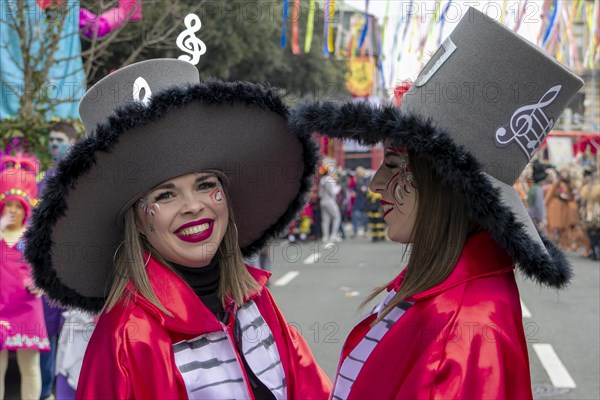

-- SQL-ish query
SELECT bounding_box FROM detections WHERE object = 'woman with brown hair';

[23,59,331,399]
[291,8,580,399]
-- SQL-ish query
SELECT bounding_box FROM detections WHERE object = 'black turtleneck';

[172,257,224,317]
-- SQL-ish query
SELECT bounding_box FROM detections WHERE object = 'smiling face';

[369,140,418,243]
[136,172,229,268]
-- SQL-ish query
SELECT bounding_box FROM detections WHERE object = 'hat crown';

[79,58,200,135]
[400,7,583,185]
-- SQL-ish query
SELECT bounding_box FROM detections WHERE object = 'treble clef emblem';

[495,85,562,160]
[176,13,206,66]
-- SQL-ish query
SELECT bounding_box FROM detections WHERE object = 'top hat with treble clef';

[290,7,584,288]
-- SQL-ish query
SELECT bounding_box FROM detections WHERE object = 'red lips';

[174,218,214,243]
[380,199,394,217]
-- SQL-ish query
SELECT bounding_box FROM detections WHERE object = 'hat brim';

[290,100,572,288]
[25,81,318,312]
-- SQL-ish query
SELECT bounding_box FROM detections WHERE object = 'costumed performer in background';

[0,153,50,400]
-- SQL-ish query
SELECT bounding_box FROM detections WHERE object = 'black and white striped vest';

[332,290,413,400]
[173,300,287,399]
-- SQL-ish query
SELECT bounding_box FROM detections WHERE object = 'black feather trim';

[289,100,572,288]
[24,81,315,312]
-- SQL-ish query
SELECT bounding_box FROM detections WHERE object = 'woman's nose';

[181,195,206,215]
[369,167,386,193]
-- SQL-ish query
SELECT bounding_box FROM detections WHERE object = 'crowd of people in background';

[286,151,600,263]
[286,162,389,245]
[518,147,600,260]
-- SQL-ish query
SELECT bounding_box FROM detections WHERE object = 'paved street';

[268,236,600,400]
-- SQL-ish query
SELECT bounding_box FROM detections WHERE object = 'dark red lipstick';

[174,218,214,243]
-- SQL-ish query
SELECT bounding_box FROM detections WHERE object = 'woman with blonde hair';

[24,59,331,399]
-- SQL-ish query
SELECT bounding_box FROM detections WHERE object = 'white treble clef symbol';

[176,13,206,66]
[133,77,152,106]
[495,85,562,160]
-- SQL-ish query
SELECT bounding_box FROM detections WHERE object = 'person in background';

[365,189,386,242]
[38,121,78,400]
[545,168,575,250]
[308,179,321,240]
[527,160,550,233]
[580,170,600,260]
[297,203,313,241]
[351,166,369,238]
[54,310,97,399]
[318,164,342,244]
[1,153,50,400]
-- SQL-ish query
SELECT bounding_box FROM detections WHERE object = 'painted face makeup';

[369,141,418,243]
[49,131,71,161]
[137,172,228,268]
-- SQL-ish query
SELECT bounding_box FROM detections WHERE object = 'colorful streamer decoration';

[438,0,453,46]
[323,0,331,56]
[281,0,289,48]
[291,0,301,54]
[304,0,316,53]
[512,0,529,33]
[280,0,596,97]
[541,0,559,47]
[334,2,345,58]
[376,24,386,94]
[328,0,336,53]
[358,0,370,49]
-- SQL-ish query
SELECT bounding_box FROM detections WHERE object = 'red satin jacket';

[77,259,331,399]
[335,231,533,400]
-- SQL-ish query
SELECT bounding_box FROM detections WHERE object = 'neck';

[1,225,25,245]
[172,256,221,296]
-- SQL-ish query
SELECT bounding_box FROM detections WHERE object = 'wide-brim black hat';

[24,59,317,312]
[290,8,583,288]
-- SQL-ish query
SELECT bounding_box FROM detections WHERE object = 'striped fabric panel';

[331,291,413,400]
[173,331,250,399]
[238,300,287,400]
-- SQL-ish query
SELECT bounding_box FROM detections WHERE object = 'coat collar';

[388,231,515,301]
[131,256,270,336]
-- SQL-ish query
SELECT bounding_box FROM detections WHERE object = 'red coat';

[77,259,331,399]
[334,231,532,400]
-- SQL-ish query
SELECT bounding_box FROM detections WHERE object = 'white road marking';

[273,271,300,286]
[520,300,532,318]
[303,253,321,264]
[533,343,576,388]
